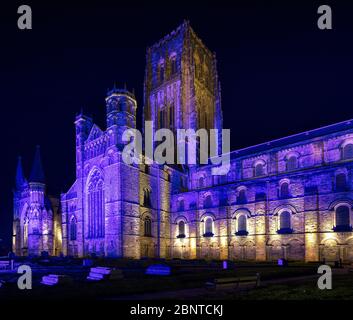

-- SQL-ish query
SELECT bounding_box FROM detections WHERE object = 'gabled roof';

[87,124,104,142]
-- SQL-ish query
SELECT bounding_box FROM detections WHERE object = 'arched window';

[238,215,247,231]
[334,205,351,232]
[159,63,165,83]
[254,163,264,177]
[336,173,347,192]
[236,215,248,236]
[177,221,185,238]
[159,108,166,129]
[278,211,292,234]
[237,189,247,204]
[70,217,77,241]
[286,156,298,171]
[180,176,186,190]
[169,105,174,128]
[171,56,177,74]
[87,170,105,239]
[204,195,212,208]
[144,217,152,236]
[280,182,290,198]
[204,217,214,237]
[199,176,204,188]
[178,199,185,211]
[342,144,353,160]
[143,188,152,207]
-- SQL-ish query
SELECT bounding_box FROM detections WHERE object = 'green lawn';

[194,273,353,300]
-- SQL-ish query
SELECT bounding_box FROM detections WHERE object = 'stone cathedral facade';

[13,22,353,262]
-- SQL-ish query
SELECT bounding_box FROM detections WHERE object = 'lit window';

[143,189,152,207]
[204,195,212,208]
[87,170,105,239]
[277,211,293,234]
[178,199,185,211]
[199,177,204,188]
[286,156,298,171]
[70,217,77,241]
[254,163,264,177]
[23,218,28,248]
[159,63,165,83]
[171,57,177,74]
[280,182,290,198]
[334,205,352,232]
[204,217,214,237]
[342,144,353,160]
[236,215,248,236]
[177,221,185,238]
[144,217,152,236]
[237,189,247,204]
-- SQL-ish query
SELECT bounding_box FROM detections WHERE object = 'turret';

[74,111,93,178]
[27,146,46,256]
[105,85,137,149]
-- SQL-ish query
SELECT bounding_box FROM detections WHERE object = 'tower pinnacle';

[15,156,27,190]
[29,145,45,184]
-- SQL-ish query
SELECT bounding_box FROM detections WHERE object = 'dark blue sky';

[0,0,352,251]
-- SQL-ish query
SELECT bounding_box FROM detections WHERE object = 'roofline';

[229,118,353,158]
[206,118,353,164]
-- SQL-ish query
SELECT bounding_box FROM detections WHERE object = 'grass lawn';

[195,272,353,300]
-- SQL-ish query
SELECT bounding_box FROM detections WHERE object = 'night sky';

[0,0,352,252]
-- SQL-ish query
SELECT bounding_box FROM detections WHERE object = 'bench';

[206,274,260,289]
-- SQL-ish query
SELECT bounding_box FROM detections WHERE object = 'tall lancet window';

[23,217,29,248]
[87,170,105,239]
[169,104,174,129]
[70,217,77,241]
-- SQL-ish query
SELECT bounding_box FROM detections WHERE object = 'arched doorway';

[287,239,304,261]
[270,240,284,260]
[321,239,339,261]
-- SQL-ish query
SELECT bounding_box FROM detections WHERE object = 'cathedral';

[13,21,353,262]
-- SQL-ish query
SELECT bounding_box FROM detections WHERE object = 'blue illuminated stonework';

[12,22,353,262]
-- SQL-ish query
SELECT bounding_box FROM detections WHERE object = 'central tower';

[143,21,223,159]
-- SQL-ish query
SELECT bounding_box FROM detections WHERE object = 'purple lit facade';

[12,22,353,262]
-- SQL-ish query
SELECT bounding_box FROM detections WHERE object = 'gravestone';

[145,264,171,276]
[87,266,123,281]
[41,274,73,286]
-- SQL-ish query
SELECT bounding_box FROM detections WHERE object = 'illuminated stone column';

[255,212,267,261]
[219,214,229,260]
[189,214,198,259]
[304,194,320,262]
